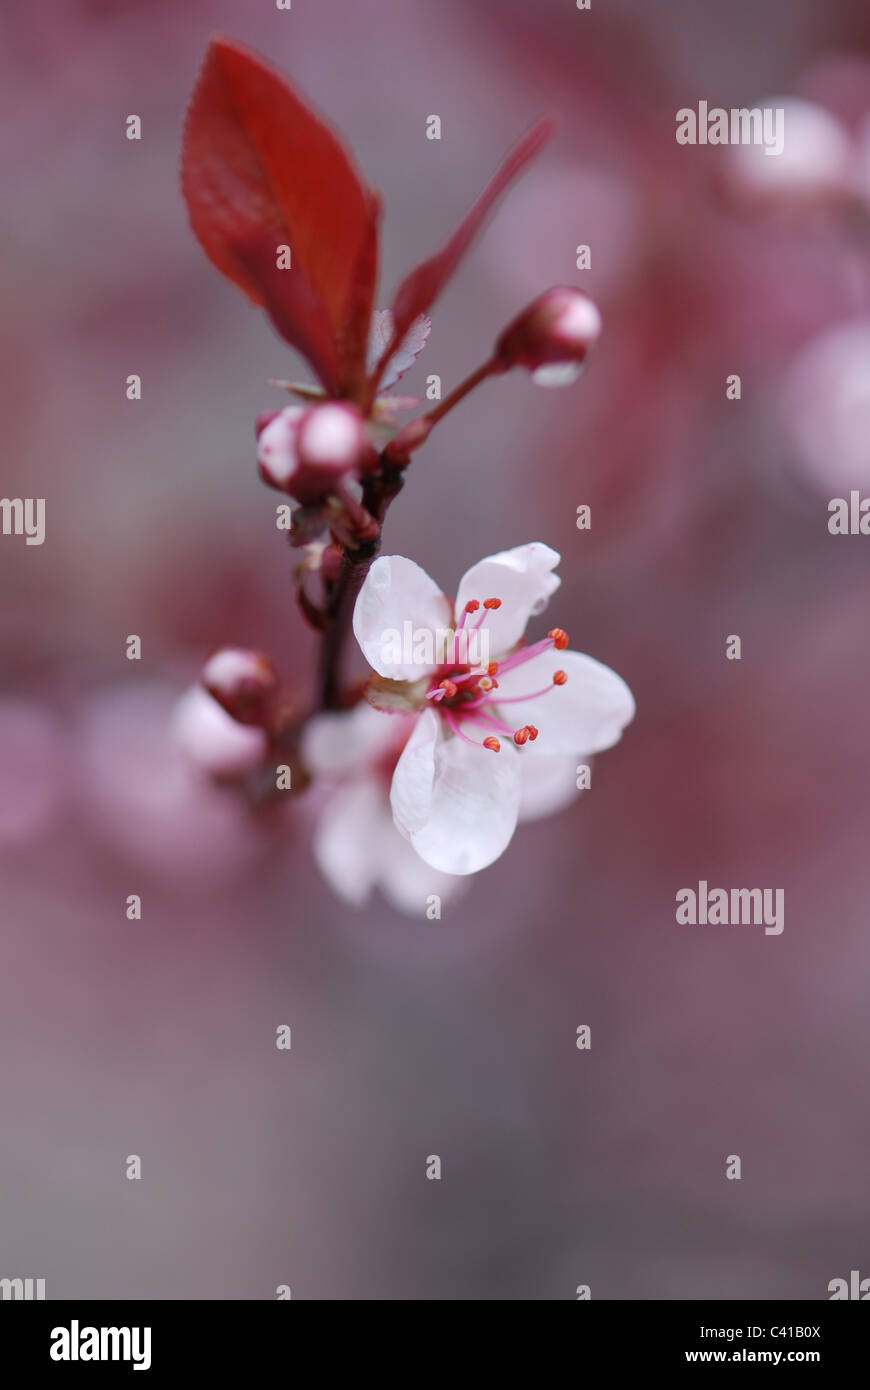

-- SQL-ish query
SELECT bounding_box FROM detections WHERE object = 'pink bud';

[495,286,602,386]
[297,401,370,475]
[257,406,305,492]
[257,402,372,504]
[172,686,267,778]
[201,647,278,726]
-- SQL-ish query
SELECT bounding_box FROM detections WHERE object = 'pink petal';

[455,543,561,656]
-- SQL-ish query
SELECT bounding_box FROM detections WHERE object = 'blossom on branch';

[351,544,635,875]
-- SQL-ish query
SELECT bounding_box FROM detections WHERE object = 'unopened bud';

[297,401,369,474]
[495,286,602,386]
[201,647,278,726]
[257,405,305,493]
[257,402,372,504]
[172,686,267,777]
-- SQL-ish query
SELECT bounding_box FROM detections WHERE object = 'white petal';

[454,543,561,656]
[390,708,522,875]
[389,706,439,837]
[494,648,635,755]
[312,776,385,907]
[353,554,453,680]
[301,702,409,777]
[518,752,582,822]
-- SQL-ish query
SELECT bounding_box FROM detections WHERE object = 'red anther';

[487,662,499,676]
[439,679,458,698]
[527,724,539,740]
[483,597,502,609]
[548,628,569,650]
[477,676,494,692]
[464,599,480,613]
[553,669,567,685]
[513,727,529,745]
[483,736,501,752]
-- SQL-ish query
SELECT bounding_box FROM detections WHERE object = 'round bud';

[201,647,279,726]
[257,406,305,493]
[295,402,373,493]
[258,402,371,504]
[495,286,602,386]
[172,686,267,778]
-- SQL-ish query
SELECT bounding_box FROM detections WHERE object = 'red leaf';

[182,35,377,391]
[370,118,554,393]
[337,193,381,401]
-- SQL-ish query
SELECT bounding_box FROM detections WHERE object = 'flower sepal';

[363,673,429,714]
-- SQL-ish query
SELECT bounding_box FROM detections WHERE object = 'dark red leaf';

[371,118,554,393]
[182,35,376,390]
[232,235,343,390]
[338,193,381,402]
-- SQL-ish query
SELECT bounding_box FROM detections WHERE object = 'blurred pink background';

[1,0,869,1298]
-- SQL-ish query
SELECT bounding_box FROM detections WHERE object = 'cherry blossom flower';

[302,697,587,914]
[351,543,635,875]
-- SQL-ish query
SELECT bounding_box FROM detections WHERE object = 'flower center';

[424,599,569,752]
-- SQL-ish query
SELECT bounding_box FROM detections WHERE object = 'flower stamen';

[443,708,501,750]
